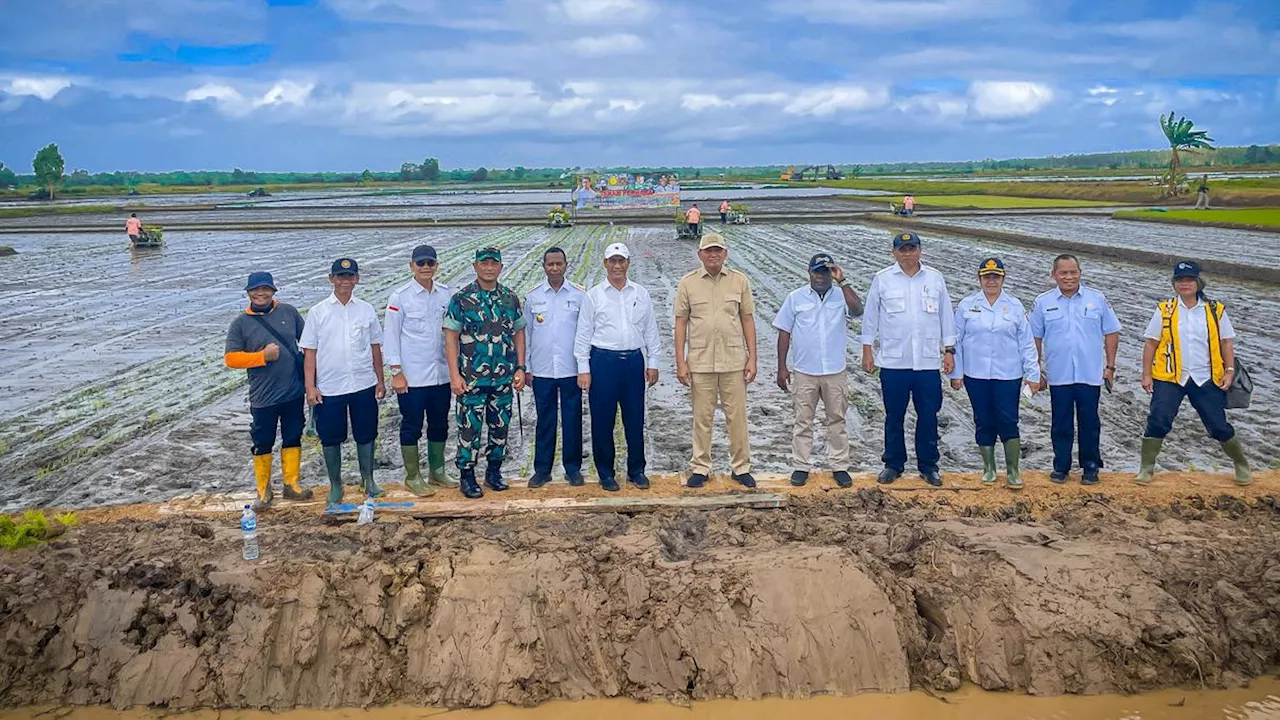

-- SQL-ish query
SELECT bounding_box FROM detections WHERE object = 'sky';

[0,0,1277,172]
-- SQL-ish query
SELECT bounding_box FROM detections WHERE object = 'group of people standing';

[225,229,1253,509]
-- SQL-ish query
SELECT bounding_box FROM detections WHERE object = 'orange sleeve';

[225,350,267,369]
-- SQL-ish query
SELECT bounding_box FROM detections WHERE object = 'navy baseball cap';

[1173,260,1201,279]
[330,258,359,275]
[978,257,1006,276]
[412,244,437,262]
[892,231,921,248]
[809,253,835,271]
[245,271,276,291]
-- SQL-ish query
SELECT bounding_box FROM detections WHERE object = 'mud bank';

[2,489,1279,710]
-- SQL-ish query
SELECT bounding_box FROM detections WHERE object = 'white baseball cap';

[605,242,631,259]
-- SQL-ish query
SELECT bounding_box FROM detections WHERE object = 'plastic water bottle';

[357,498,374,525]
[241,504,259,560]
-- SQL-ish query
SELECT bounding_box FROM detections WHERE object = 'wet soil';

[2,487,1279,709]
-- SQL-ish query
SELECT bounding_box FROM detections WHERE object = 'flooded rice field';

[0,216,1277,511]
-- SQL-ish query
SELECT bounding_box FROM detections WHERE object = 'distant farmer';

[1195,176,1210,209]
[444,246,527,499]
[574,242,661,490]
[773,252,863,488]
[1030,254,1121,485]
[525,246,587,488]
[862,231,955,487]
[1135,260,1251,486]
[902,195,916,215]
[948,258,1040,489]
[720,199,731,223]
[675,232,758,488]
[686,204,702,236]
[383,244,455,497]
[125,213,142,240]
[224,271,312,510]
[300,258,386,504]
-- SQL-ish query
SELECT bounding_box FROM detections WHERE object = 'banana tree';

[1159,112,1214,198]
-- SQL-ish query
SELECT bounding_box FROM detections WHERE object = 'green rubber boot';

[979,445,997,485]
[322,445,344,505]
[401,445,435,497]
[357,442,384,498]
[1133,437,1163,485]
[1220,436,1253,486]
[1003,438,1023,489]
[427,441,458,487]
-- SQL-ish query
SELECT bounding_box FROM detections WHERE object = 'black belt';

[591,347,641,357]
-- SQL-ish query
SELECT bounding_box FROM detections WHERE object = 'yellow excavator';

[780,165,843,181]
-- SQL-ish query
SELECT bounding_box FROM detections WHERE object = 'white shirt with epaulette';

[525,279,587,379]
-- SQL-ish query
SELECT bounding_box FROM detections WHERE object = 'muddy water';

[9,682,1280,719]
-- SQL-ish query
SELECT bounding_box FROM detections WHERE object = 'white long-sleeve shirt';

[949,289,1040,382]
[524,279,586,379]
[382,279,451,387]
[861,263,956,371]
[573,278,661,373]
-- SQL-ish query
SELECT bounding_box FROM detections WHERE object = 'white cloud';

[772,0,1029,26]
[895,92,969,118]
[570,33,645,56]
[1088,84,1118,95]
[185,83,244,104]
[184,80,315,117]
[558,0,653,25]
[784,85,889,116]
[969,81,1053,118]
[1,75,73,100]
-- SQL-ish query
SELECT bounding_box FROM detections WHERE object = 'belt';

[591,347,641,357]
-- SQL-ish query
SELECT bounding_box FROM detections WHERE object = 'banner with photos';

[571,173,681,210]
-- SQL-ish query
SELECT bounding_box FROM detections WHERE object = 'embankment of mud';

[864,215,1280,285]
[2,489,1279,710]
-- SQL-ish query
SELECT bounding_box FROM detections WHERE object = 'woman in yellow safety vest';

[1135,260,1251,485]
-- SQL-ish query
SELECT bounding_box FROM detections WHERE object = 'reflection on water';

[8,681,1280,720]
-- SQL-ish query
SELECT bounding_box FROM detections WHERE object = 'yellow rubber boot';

[280,446,314,501]
[252,454,274,510]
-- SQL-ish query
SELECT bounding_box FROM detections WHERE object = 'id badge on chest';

[922,287,938,314]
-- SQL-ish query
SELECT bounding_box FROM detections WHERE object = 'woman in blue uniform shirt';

[949,258,1040,488]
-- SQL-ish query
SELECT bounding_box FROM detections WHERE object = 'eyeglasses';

[415,259,437,268]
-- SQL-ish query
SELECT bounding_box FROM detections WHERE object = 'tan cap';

[698,232,727,250]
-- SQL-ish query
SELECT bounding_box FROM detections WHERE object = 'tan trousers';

[791,371,850,471]
[690,371,751,475]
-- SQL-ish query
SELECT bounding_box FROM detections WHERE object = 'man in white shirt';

[1136,260,1250,485]
[300,258,386,505]
[774,252,863,487]
[384,244,455,497]
[574,242,661,491]
[525,247,588,488]
[861,232,956,486]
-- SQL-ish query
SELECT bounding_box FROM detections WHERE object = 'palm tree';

[1159,112,1214,198]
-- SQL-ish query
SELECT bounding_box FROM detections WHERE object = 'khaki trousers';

[791,371,850,471]
[690,371,751,475]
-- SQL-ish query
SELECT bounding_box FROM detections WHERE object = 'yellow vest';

[1151,298,1225,385]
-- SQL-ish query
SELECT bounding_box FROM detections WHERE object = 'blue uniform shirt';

[950,290,1040,382]
[1029,284,1122,387]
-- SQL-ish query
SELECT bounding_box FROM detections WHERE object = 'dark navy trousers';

[880,368,942,473]
[396,383,450,445]
[1049,383,1102,473]
[1145,379,1234,441]
[588,348,646,480]
[532,376,583,475]
[963,377,1021,446]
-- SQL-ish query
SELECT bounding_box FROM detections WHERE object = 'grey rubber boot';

[1133,437,1163,485]
[322,445,344,504]
[1220,436,1253,486]
[979,445,997,485]
[1003,438,1023,489]
[401,445,435,497]
[356,442,384,497]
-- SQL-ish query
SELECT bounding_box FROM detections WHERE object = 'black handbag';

[1207,300,1253,409]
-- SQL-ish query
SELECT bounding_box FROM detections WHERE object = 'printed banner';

[571,173,681,210]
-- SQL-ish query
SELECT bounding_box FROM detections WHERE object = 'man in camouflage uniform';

[444,246,528,498]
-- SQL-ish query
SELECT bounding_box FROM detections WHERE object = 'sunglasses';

[414,259,437,268]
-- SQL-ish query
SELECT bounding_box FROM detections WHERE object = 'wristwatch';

[943,347,956,355]
[515,364,527,373]
[836,278,848,287]
[390,366,403,377]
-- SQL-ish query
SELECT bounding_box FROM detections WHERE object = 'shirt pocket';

[529,301,549,325]
[879,332,908,359]
[794,302,818,328]
[882,290,906,314]
[921,286,940,315]
[404,309,432,334]
[689,299,712,321]
[349,320,373,357]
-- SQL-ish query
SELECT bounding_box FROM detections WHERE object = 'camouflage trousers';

[455,383,513,470]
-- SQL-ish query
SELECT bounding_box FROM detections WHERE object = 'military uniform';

[444,280,526,471]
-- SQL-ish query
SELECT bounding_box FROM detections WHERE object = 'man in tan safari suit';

[674,232,759,488]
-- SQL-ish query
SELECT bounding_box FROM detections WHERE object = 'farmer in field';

[444,247,527,499]
[383,244,455,497]
[224,271,313,509]
[1030,254,1121,485]
[685,203,702,237]
[861,231,955,487]
[125,213,142,241]
[902,195,916,215]
[300,258,387,504]
[1195,176,1210,209]
[774,252,863,488]
[574,242,661,490]
[948,258,1040,489]
[525,246,587,488]
[1135,260,1251,486]
[675,232,759,488]
[720,200,731,223]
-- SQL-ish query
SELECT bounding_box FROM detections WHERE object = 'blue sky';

[0,0,1277,172]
